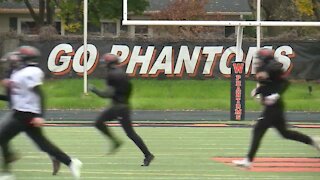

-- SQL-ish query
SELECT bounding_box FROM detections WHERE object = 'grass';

[1,78,319,111]
[7,126,320,179]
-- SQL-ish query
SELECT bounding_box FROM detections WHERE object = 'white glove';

[251,88,262,103]
[264,93,280,105]
[251,88,257,97]
[256,71,269,81]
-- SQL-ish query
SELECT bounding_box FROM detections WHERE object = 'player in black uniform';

[89,53,154,166]
[233,48,320,168]
[0,46,82,179]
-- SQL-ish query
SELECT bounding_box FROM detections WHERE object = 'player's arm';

[27,69,45,117]
[0,79,10,101]
[33,85,45,117]
[30,85,46,127]
[89,85,115,98]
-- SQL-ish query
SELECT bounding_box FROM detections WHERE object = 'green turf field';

[7,126,320,179]
[1,79,319,111]
[0,78,312,111]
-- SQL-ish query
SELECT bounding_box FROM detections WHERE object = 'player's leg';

[273,112,313,145]
[247,118,271,161]
[118,105,154,166]
[233,113,271,167]
[50,156,60,176]
[14,110,82,179]
[94,106,122,152]
[0,112,19,167]
[0,115,23,172]
[25,126,82,179]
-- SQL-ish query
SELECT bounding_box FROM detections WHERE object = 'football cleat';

[232,158,252,168]
[0,173,15,180]
[141,154,154,166]
[312,136,320,152]
[69,158,82,180]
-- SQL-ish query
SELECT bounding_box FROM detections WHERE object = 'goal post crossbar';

[121,0,319,120]
[123,0,320,27]
[122,20,320,27]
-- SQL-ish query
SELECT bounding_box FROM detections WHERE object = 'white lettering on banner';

[72,44,99,74]
[149,46,173,76]
[174,46,202,76]
[274,46,294,72]
[110,45,130,63]
[246,47,259,74]
[219,47,244,76]
[48,44,73,75]
[126,46,155,75]
[47,43,99,75]
[47,44,294,77]
[202,46,223,76]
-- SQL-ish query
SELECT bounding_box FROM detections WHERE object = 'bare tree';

[152,0,224,39]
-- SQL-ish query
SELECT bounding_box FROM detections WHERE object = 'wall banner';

[20,40,320,80]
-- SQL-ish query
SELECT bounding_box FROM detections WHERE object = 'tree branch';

[24,0,40,24]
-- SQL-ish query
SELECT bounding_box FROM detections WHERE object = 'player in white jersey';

[0,46,82,180]
[1,51,62,176]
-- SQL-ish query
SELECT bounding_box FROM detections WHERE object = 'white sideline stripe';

[13,177,315,180]
[13,169,318,179]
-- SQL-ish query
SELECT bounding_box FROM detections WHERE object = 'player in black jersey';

[89,53,154,166]
[233,48,320,168]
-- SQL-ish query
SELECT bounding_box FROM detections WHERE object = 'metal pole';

[235,26,244,62]
[257,0,261,49]
[123,0,128,21]
[83,0,88,94]
[255,0,262,91]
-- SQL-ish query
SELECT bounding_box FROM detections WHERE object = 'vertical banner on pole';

[230,62,245,120]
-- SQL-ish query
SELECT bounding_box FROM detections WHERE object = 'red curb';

[293,125,320,128]
[212,157,320,172]
[250,167,320,172]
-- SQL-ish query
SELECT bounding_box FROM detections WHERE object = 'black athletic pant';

[0,112,16,172]
[0,111,72,167]
[247,101,313,162]
[1,143,14,172]
[95,104,152,157]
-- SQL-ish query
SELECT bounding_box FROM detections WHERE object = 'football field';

[7,125,320,180]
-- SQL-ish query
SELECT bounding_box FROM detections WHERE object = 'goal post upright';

[122,0,320,120]
[123,0,128,22]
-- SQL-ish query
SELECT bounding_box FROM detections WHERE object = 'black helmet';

[102,53,119,68]
[256,48,274,63]
[18,45,41,65]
